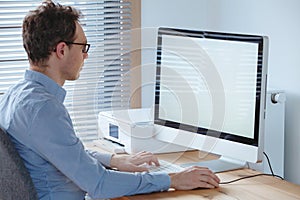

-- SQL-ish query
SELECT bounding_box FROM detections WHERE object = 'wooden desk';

[88,144,300,200]
[113,168,300,200]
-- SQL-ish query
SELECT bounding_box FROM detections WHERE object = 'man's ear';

[55,42,67,59]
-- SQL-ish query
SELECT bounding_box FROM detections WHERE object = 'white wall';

[141,0,300,185]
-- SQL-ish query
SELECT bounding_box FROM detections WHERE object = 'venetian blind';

[0,0,132,142]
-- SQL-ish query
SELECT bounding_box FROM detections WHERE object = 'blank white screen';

[158,35,259,139]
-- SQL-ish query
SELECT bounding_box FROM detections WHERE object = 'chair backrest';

[0,126,38,200]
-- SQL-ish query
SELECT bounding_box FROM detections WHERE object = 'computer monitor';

[153,27,269,172]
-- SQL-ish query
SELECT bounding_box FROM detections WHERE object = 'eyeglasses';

[63,41,90,53]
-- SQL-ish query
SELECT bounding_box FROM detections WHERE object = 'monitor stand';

[180,156,246,173]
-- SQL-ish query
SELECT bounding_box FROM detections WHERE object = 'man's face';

[62,22,89,81]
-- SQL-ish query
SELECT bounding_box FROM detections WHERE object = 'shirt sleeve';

[86,150,113,168]
[28,100,170,199]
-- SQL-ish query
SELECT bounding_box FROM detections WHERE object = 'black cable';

[220,152,284,184]
[263,151,283,180]
[263,152,275,176]
[220,173,283,184]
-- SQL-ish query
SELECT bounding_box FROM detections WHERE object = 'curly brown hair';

[22,0,82,66]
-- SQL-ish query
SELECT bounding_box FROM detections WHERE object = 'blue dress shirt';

[0,70,170,200]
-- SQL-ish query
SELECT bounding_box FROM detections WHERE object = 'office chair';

[0,126,38,200]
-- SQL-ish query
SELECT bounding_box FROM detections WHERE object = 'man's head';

[22,0,89,84]
[22,0,82,67]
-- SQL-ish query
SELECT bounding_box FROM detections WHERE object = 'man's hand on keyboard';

[110,151,160,172]
[169,166,220,190]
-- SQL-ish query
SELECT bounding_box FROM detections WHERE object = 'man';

[0,1,220,199]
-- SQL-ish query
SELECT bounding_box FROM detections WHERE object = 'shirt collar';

[24,69,66,103]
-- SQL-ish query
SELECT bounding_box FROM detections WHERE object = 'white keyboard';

[146,160,185,173]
